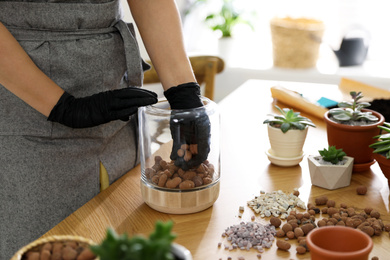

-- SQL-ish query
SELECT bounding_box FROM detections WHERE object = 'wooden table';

[44,79,390,259]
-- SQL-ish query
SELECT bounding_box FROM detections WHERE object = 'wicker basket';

[11,235,97,260]
[270,17,325,69]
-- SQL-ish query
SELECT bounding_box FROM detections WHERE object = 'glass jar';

[138,97,220,214]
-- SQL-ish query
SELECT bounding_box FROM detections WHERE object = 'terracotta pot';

[306,226,373,260]
[308,155,354,190]
[373,153,390,186]
[324,109,384,172]
[267,124,308,158]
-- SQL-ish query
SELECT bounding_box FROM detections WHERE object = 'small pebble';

[357,185,368,195]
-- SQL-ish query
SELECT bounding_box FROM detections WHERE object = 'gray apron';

[0,1,148,259]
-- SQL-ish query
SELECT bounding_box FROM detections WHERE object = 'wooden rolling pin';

[270,85,328,120]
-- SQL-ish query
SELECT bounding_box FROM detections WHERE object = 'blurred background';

[121,0,390,102]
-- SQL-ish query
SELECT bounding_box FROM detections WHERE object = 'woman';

[0,0,205,259]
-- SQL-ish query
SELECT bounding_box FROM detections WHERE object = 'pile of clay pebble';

[144,155,215,190]
[272,195,389,256]
[22,241,95,260]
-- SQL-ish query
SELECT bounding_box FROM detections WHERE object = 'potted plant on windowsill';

[370,122,390,187]
[324,91,384,172]
[308,146,354,190]
[263,105,316,166]
[204,0,253,64]
[205,0,253,38]
[12,221,191,260]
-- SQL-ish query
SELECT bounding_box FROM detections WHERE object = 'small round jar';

[138,97,220,214]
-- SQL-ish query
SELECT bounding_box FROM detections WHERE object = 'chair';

[143,55,225,101]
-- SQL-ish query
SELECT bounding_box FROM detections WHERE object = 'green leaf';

[333,114,352,121]
[318,146,346,163]
[280,122,291,133]
[337,101,353,108]
[264,105,315,132]
[379,134,390,140]
[372,144,390,154]
[370,140,390,147]
[290,122,305,130]
[90,221,177,260]
[378,125,390,133]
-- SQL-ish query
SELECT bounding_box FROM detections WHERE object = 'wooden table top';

[43,79,390,259]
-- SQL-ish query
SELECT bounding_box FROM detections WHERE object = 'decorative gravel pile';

[247,190,306,219]
[221,222,277,252]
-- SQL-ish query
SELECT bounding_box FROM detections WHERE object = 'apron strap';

[114,21,144,87]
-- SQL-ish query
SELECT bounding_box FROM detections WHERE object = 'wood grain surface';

[43,79,390,260]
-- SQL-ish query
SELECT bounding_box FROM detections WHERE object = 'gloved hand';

[164,82,211,170]
[48,87,157,128]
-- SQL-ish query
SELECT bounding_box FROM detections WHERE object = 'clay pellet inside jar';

[144,155,215,190]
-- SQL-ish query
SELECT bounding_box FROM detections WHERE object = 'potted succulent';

[263,105,316,166]
[12,221,191,260]
[324,91,384,172]
[205,0,253,38]
[90,221,191,260]
[370,122,390,186]
[308,146,354,190]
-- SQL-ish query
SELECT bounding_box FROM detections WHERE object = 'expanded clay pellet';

[221,222,277,251]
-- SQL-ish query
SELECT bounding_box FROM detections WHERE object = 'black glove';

[164,82,211,170]
[48,87,157,128]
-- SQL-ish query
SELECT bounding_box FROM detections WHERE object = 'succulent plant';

[90,221,177,260]
[263,105,316,133]
[329,91,378,122]
[370,122,390,159]
[318,146,347,164]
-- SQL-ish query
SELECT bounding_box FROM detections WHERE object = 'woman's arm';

[0,22,157,128]
[0,22,64,117]
[127,0,196,90]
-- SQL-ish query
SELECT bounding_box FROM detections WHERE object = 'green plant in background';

[319,146,347,164]
[205,0,253,37]
[370,122,390,159]
[263,105,316,133]
[329,91,378,122]
[90,221,177,260]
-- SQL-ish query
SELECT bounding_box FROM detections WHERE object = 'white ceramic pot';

[267,124,308,158]
[308,155,354,190]
[217,37,236,65]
